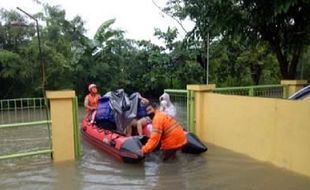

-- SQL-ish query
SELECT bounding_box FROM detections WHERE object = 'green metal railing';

[164,89,189,130]
[72,97,81,159]
[0,98,47,124]
[0,98,52,160]
[214,84,288,98]
[0,96,81,161]
[187,90,195,133]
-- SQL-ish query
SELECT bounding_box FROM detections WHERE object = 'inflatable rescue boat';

[81,117,208,163]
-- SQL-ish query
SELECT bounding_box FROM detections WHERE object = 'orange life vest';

[142,110,187,154]
[86,93,100,114]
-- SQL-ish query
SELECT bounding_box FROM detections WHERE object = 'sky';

[1,0,194,45]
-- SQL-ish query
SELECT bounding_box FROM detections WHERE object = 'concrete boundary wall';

[189,84,310,177]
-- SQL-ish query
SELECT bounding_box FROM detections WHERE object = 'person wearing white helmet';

[84,83,100,118]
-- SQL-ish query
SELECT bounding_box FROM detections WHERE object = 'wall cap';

[281,80,308,85]
[46,90,75,99]
[187,84,216,91]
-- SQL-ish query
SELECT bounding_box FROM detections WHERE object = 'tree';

[0,5,91,98]
[164,0,310,79]
[153,27,204,90]
[0,9,39,97]
[236,41,280,85]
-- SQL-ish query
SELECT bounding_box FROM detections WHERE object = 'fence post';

[72,97,81,159]
[46,90,78,162]
[280,80,308,98]
[249,87,254,96]
[186,84,216,137]
[187,89,195,133]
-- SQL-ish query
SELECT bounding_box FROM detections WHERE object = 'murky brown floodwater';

[1,108,310,190]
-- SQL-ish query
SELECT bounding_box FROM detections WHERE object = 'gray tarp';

[103,89,141,133]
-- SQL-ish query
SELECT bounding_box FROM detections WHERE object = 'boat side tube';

[120,136,145,163]
[181,132,208,154]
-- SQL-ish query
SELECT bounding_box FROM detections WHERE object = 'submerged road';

[1,140,310,190]
[0,107,310,189]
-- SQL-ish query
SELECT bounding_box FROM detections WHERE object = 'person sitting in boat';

[127,94,151,136]
[141,102,187,161]
[84,83,100,119]
[159,92,176,118]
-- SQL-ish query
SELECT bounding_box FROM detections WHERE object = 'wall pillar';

[46,90,76,163]
[186,84,216,139]
[281,80,308,98]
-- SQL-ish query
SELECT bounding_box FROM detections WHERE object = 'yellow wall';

[198,93,310,177]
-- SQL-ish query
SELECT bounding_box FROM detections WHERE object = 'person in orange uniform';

[142,102,187,160]
[84,83,100,118]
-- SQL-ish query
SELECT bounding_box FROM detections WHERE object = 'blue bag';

[95,97,115,123]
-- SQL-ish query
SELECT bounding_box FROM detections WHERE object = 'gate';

[0,98,52,160]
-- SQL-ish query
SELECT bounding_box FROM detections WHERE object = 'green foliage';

[165,0,310,79]
[1,1,299,100]
[154,27,178,51]
[0,50,22,78]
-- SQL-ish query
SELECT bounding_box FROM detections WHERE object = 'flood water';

[1,108,310,190]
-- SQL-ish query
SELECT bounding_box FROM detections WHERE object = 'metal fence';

[214,85,287,98]
[0,98,48,125]
[164,89,188,130]
[0,98,52,160]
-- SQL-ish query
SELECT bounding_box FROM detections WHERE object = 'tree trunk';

[250,64,262,85]
[271,42,290,79]
[288,47,302,79]
[268,40,300,80]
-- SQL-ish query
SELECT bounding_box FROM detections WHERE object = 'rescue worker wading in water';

[84,84,100,119]
[142,102,187,161]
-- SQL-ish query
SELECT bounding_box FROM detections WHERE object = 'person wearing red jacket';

[142,102,187,160]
